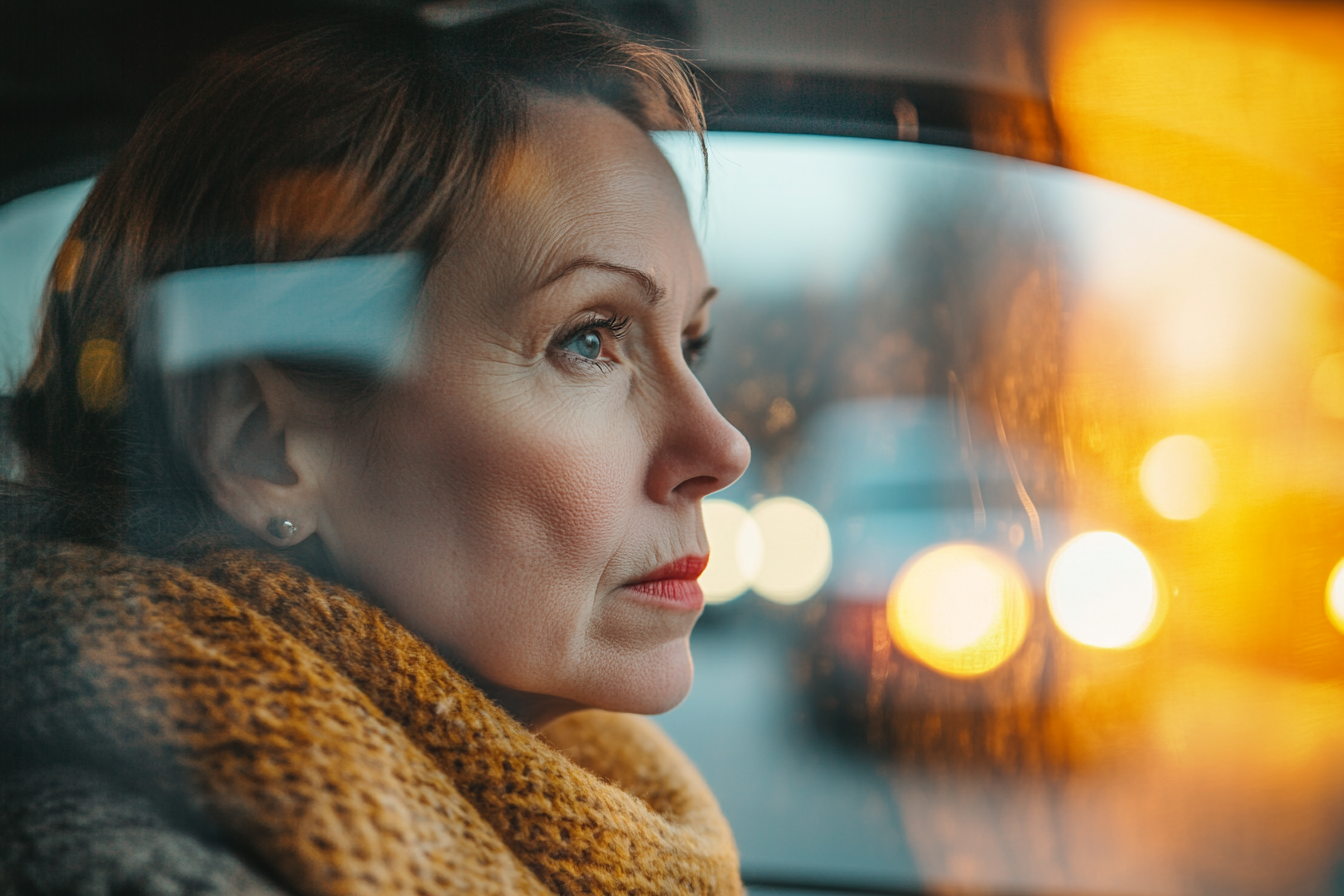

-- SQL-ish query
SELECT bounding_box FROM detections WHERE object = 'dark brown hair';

[11,6,705,548]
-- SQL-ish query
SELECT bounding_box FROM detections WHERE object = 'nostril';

[674,474,725,501]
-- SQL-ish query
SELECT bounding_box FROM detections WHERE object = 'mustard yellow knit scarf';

[0,538,742,895]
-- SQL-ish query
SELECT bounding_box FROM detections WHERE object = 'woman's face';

[314,99,750,719]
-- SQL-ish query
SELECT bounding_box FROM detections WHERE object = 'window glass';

[657,132,1344,895]
[5,133,1343,894]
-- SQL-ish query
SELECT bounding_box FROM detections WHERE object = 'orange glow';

[1146,287,1249,386]
[76,338,124,412]
[1326,559,1344,635]
[255,170,378,248]
[1047,532,1162,649]
[887,544,1031,678]
[53,238,84,293]
[1311,354,1344,419]
[1049,0,1344,283]
[1139,435,1218,521]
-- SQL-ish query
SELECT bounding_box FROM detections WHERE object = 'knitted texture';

[0,538,742,895]
[0,764,291,895]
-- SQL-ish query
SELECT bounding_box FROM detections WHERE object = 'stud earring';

[266,517,299,541]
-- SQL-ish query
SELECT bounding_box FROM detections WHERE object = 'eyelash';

[553,314,632,370]
[683,331,712,369]
[551,315,713,372]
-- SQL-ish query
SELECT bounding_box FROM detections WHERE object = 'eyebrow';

[539,256,718,309]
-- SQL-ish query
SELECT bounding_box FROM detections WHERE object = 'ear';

[200,361,325,546]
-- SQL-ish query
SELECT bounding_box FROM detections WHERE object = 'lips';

[635,555,709,583]
[626,555,709,610]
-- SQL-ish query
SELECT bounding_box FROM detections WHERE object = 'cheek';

[332,377,647,685]
[441,391,643,575]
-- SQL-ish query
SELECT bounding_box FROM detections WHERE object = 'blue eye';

[554,315,630,365]
[562,329,603,360]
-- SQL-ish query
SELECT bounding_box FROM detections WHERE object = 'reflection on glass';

[153,253,422,373]
[750,496,832,605]
[887,543,1030,677]
[699,498,762,604]
[0,179,96,379]
[1139,434,1218,521]
[76,338,123,412]
[1047,532,1160,649]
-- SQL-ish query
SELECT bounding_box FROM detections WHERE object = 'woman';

[0,7,749,894]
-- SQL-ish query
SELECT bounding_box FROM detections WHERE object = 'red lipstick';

[627,555,709,610]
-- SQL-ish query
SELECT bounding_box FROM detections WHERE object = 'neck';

[478,682,588,730]
[432,643,587,730]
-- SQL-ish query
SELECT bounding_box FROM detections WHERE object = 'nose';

[646,369,751,505]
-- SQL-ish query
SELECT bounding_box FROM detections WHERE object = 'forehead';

[483,97,698,283]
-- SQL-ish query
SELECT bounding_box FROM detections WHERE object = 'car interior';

[4,2,1344,894]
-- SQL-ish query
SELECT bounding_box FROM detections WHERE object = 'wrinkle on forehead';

[490,96,690,228]
[448,96,702,310]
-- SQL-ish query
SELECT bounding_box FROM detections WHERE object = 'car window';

[3,130,1342,896]
[654,132,1344,896]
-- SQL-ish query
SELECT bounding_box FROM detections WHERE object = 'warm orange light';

[1047,532,1162,649]
[887,544,1031,678]
[1049,0,1344,283]
[1326,559,1344,635]
[76,338,124,412]
[53,238,84,293]
[1139,435,1218,521]
[1311,354,1344,419]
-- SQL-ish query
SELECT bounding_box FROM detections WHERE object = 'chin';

[584,637,696,716]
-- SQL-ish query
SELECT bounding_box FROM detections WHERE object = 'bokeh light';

[1326,559,1344,635]
[750,497,832,605]
[1139,434,1218,520]
[1047,532,1161,649]
[887,544,1032,678]
[700,499,763,604]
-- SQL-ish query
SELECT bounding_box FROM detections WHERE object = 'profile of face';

[209,98,750,724]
